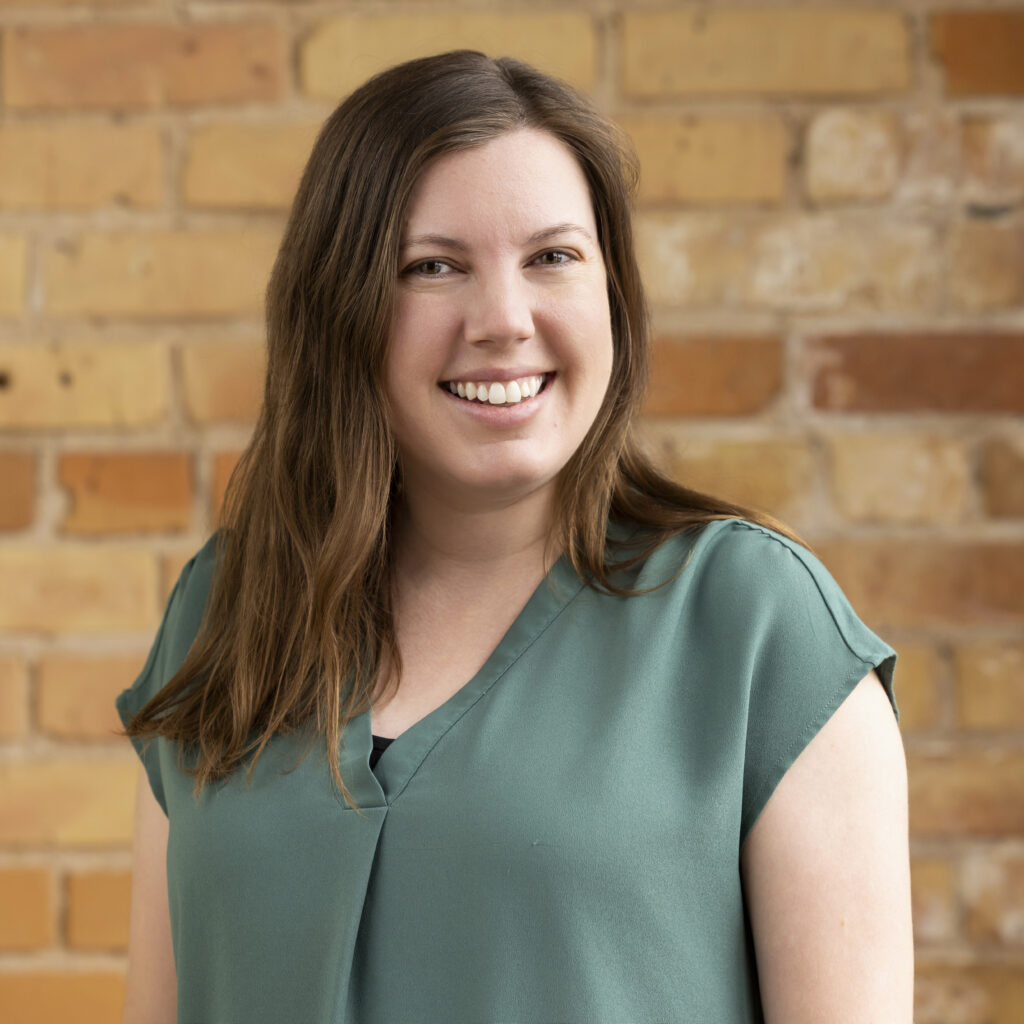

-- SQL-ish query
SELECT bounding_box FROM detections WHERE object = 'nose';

[463,270,535,346]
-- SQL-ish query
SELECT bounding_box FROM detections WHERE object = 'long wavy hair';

[123,51,800,807]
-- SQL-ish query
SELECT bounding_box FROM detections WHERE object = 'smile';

[443,374,548,406]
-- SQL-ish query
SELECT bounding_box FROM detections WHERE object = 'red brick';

[644,336,783,416]
[0,451,34,529]
[58,451,192,535]
[807,333,1024,413]
[3,22,284,111]
[37,653,146,740]
[916,962,1024,1023]
[981,437,1024,518]
[908,750,1024,837]
[0,867,53,950]
[931,11,1024,97]
[211,450,243,524]
[66,871,131,950]
[0,972,125,1022]
[817,540,1024,630]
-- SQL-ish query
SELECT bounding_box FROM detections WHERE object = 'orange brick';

[301,13,596,100]
[0,234,27,316]
[0,972,125,1023]
[949,219,1024,311]
[0,122,162,210]
[931,10,1024,97]
[45,230,280,318]
[622,9,909,98]
[964,115,1024,207]
[619,115,787,204]
[891,643,943,733]
[954,643,1024,731]
[643,336,782,417]
[0,758,137,846]
[908,750,1024,837]
[181,340,265,424]
[3,22,284,111]
[0,342,168,430]
[59,451,193,535]
[982,437,1024,518]
[807,333,1024,414]
[910,857,957,944]
[636,214,940,312]
[37,653,147,740]
[211,450,243,525]
[805,109,901,203]
[0,867,53,950]
[0,451,35,529]
[827,433,971,525]
[0,546,158,633]
[817,540,1024,630]
[184,120,320,210]
[0,655,29,740]
[916,962,1024,1023]
[66,870,131,950]
[646,433,816,529]
[964,848,1024,945]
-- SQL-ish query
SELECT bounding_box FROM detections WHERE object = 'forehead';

[401,129,596,238]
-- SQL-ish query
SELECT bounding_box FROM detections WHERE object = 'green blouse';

[116,518,898,1023]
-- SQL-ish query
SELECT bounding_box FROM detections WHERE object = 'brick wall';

[0,2,1022,1021]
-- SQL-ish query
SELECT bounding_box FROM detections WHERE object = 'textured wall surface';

[0,1,1022,1020]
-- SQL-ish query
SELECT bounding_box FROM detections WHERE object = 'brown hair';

[123,51,800,807]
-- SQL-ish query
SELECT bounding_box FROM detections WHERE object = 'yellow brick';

[66,870,131,950]
[184,120,321,210]
[301,13,596,100]
[0,867,53,950]
[0,546,158,632]
[0,122,162,210]
[622,9,910,98]
[37,653,147,739]
[0,655,29,739]
[891,643,943,733]
[916,963,1024,1023]
[0,758,137,846]
[636,213,940,312]
[963,115,1024,207]
[827,433,971,525]
[0,972,125,1023]
[0,234,27,316]
[181,340,266,424]
[910,857,957,944]
[806,109,901,203]
[949,219,1024,311]
[618,115,786,204]
[963,848,1024,945]
[45,229,280,318]
[161,548,198,605]
[954,643,1024,730]
[644,431,817,529]
[0,342,168,430]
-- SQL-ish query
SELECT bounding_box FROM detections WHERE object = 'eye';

[534,250,576,267]
[406,259,454,278]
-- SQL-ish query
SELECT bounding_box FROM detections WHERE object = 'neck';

[392,478,558,581]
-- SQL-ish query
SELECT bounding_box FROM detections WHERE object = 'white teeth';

[445,373,547,406]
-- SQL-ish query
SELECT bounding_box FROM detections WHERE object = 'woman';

[119,50,913,1023]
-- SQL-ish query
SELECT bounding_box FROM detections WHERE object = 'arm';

[739,671,913,1023]
[122,764,178,1024]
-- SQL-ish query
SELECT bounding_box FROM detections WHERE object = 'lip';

[440,366,552,385]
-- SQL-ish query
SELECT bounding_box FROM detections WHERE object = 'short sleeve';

[115,535,218,816]
[701,521,898,847]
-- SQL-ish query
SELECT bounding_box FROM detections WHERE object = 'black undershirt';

[370,734,394,770]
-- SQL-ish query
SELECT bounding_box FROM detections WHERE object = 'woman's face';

[385,128,614,511]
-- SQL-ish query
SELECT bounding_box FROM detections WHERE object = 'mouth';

[440,373,550,407]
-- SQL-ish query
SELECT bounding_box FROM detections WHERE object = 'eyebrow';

[399,222,596,252]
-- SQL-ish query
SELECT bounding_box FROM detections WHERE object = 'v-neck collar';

[346,552,586,806]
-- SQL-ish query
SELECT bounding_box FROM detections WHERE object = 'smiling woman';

[116,50,912,1024]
